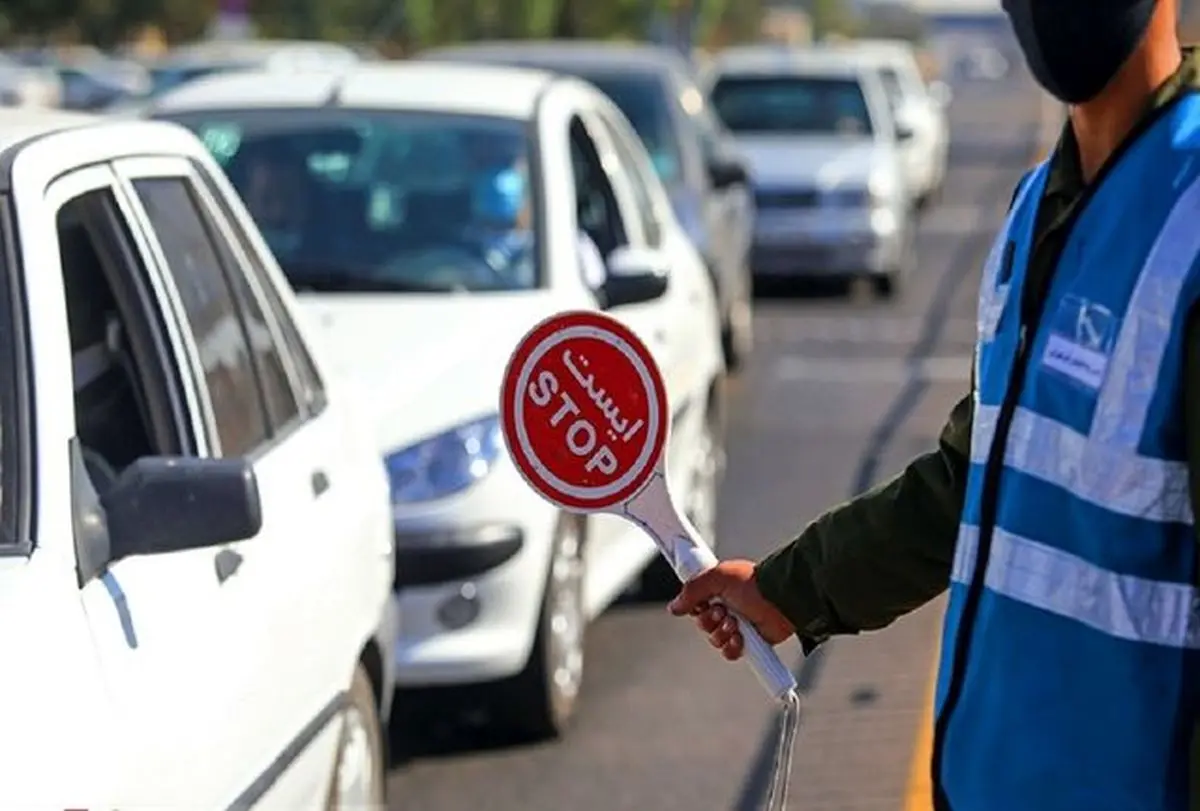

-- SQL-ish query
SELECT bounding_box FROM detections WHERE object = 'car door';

[112,157,350,806]
[189,157,395,806]
[31,163,244,807]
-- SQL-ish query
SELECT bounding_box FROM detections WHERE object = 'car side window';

[196,190,301,434]
[131,177,271,457]
[569,115,627,260]
[195,167,327,417]
[593,109,664,248]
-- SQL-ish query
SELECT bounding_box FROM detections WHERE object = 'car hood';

[732,135,888,188]
[297,292,562,454]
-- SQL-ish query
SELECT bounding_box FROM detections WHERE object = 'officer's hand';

[668,560,795,661]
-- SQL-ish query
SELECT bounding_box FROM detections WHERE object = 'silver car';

[704,46,917,297]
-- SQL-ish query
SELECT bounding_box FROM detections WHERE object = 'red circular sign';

[499,310,668,512]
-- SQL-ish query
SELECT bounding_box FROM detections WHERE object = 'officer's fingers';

[721,632,745,661]
[707,616,738,649]
[697,605,726,634]
[669,569,728,616]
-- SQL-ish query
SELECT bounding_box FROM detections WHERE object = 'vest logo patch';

[1040,295,1117,391]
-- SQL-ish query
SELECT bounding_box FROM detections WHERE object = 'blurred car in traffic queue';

[146,61,727,739]
[824,39,951,209]
[7,46,151,110]
[420,40,756,370]
[704,46,917,298]
[0,53,62,108]
[107,40,367,115]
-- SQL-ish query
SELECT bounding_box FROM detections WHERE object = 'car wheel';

[871,273,898,299]
[721,284,754,372]
[498,514,586,740]
[638,391,725,600]
[873,219,917,300]
[325,663,386,811]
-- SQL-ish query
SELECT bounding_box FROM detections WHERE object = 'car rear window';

[710,75,874,137]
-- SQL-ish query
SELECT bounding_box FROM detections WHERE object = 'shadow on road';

[752,277,852,300]
[388,699,547,768]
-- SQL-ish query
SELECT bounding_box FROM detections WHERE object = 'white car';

[146,61,728,739]
[0,110,396,808]
[826,39,952,207]
[705,46,916,297]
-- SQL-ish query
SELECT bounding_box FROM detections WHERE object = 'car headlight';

[385,415,504,504]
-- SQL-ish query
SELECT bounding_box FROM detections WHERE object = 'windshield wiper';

[282,261,460,294]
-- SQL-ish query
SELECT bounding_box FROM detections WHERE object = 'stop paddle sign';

[499,310,797,701]
[500,310,666,511]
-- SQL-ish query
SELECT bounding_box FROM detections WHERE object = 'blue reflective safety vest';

[934,93,1200,811]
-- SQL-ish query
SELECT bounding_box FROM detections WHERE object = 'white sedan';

[147,61,727,738]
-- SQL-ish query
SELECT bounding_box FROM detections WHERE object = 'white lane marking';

[772,355,974,383]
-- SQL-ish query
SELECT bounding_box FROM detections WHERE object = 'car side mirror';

[103,456,263,563]
[706,155,748,189]
[603,246,669,308]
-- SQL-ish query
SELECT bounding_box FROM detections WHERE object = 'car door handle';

[311,469,330,497]
[214,548,243,585]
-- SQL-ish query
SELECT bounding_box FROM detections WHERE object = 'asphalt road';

[387,65,1055,811]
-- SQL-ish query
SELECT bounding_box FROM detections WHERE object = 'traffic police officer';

[670,1,1200,808]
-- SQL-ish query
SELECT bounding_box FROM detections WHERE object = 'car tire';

[325,663,387,811]
[638,388,725,600]
[497,514,587,741]
[873,217,917,300]
[871,272,898,299]
[721,281,754,372]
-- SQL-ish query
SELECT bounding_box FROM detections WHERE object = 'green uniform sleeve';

[754,391,973,652]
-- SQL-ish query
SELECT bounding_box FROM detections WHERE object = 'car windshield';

[710,75,874,137]
[574,72,683,184]
[159,109,541,293]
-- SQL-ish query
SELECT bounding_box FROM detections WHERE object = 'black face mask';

[1001,0,1158,104]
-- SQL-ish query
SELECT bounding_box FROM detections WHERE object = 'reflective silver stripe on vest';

[1092,173,1200,451]
[968,172,1200,526]
[970,404,1193,524]
[952,524,1200,649]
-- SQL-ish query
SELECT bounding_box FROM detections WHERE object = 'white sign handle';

[620,468,798,701]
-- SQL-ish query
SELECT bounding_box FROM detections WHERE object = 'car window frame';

[578,70,691,188]
[589,102,667,249]
[113,158,278,459]
[110,159,222,457]
[0,192,31,553]
[182,162,309,439]
[56,179,201,459]
[568,112,632,254]
[575,108,646,249]
[191,159,329,418]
